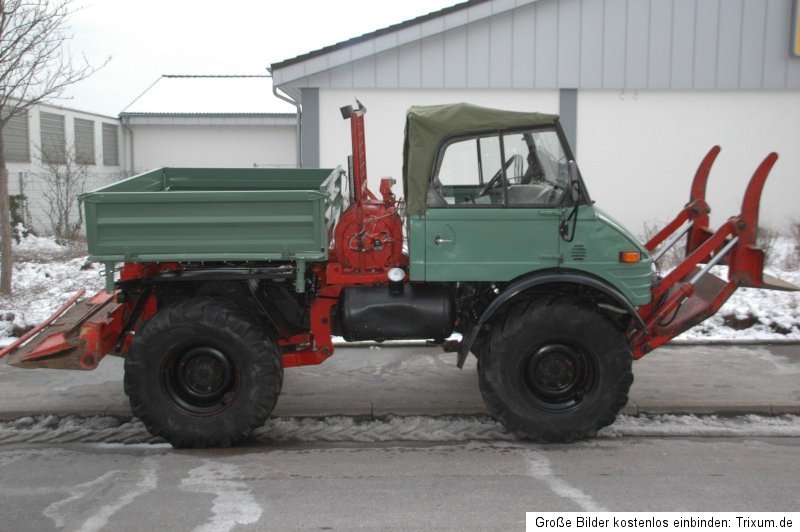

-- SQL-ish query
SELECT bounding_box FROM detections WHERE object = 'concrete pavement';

[0,343,798,421]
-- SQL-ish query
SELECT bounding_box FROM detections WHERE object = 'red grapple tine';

[644,146,720,254]
[739,152,778,246]
[686,146,720,254]
[690,146,720,202]
[727,152,779,289]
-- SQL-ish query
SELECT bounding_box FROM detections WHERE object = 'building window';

[102,123,119,166]
[1,107,30,163]
[40,112,66,164]
[74,118,95,165]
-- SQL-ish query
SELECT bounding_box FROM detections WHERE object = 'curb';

[2,404,799,424]
[333,338,800,349]
[667,339,800,347]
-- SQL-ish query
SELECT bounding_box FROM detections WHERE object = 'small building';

[119,75,298,174]
[271,0,800,230]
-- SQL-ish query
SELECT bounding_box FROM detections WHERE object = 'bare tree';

[36,143,87,243]
[0,0,106,294]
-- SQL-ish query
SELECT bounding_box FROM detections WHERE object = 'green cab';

[403,103,651,306]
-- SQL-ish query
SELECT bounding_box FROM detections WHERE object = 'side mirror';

[568,160,581,203]
[560,161,582,242]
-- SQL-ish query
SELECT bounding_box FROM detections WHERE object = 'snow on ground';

[675,238,800,340]
[0,233,798,346]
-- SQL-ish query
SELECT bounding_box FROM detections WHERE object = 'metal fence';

[9,171,127,237]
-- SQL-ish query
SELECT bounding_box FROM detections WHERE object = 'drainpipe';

[270,76,301,168]
[121,115,134,176]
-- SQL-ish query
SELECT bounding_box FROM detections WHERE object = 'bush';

[641,220,685,269]
[9,194,34,243]
[788,220,800,269]
[756,226,780,267]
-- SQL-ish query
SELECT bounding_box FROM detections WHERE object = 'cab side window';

[428,136,503,207]
[428,128,568,208]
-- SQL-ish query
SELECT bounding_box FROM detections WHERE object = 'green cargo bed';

[81,167,345,263]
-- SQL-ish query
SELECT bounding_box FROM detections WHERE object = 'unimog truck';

[2,101,796,447]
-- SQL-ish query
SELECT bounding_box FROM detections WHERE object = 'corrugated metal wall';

[278,0,800,92]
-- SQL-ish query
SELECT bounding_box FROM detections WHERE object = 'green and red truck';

[2,101,795,447]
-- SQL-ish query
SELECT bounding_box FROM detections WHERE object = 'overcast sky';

[62,0,458,116]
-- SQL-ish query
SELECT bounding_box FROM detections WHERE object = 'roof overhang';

[270,0,540,101]
[119,113,297,127]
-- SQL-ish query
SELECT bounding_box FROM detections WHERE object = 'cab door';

[422,130,568,282]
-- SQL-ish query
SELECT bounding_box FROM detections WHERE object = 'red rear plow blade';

[632,148,799,358]
[0,290,125,370]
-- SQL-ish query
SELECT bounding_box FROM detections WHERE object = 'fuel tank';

[339,284,455,342]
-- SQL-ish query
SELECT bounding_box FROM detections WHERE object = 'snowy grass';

[0,235,104,347]
[0,233,798,346]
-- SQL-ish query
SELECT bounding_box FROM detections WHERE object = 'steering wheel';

[477,168,506,197]
[478,155,519,197]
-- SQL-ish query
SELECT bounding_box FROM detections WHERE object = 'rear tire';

[124,298,282,448]
[478,295,632,442]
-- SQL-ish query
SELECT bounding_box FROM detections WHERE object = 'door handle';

[538,209,564,217]
[434,235,453,245]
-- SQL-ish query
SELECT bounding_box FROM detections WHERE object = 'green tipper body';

[81,167,343,263]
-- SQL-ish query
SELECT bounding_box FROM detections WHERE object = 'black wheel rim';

[162,343,238,415]
[522,343,595,412]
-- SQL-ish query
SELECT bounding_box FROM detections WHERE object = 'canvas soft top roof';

[402,103,559,215]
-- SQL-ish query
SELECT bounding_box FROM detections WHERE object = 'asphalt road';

[1,436,797,531]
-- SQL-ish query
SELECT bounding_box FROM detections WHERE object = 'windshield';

[502,130,567,189]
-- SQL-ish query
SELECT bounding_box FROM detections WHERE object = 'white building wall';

[318,88,560,193]
[275,0,800,236]
[577,90,800,232]
[318,88,800,234]
[130,124,297,172]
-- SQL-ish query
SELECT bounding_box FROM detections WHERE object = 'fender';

[456,271,648,368]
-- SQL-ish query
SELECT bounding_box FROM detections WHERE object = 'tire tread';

[124,297,282,448]
[478,295,633,443]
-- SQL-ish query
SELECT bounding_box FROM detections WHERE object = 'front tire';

[124,298,282,447]
[478,295,633,442]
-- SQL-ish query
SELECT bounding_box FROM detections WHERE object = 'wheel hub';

[181,348,231,395]
[524,344,592,407]
[165,346,236,413]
